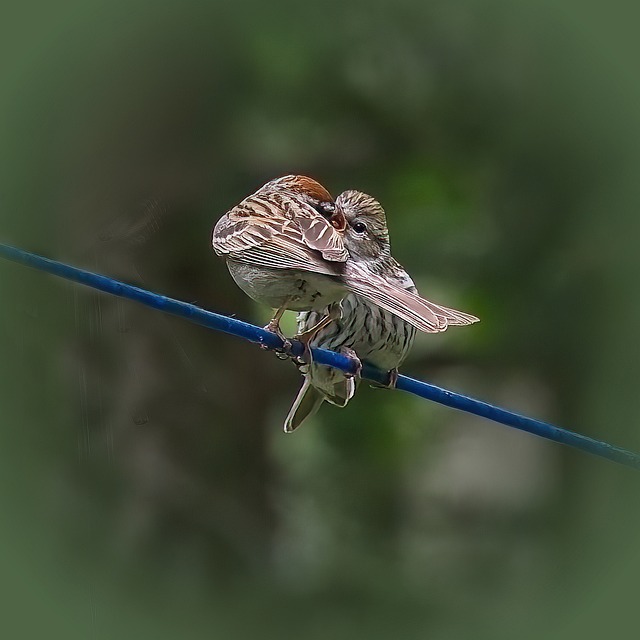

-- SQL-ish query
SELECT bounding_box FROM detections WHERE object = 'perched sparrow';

[212,175,348,341]
[284,190,478,432]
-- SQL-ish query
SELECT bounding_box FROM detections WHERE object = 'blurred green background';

[1,0,639,638]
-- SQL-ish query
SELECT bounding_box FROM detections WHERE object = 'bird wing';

[212,193,347,275]
[344,261,479,334]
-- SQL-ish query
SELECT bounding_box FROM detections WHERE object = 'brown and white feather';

[212,176,348,273]
[284,189,478,431]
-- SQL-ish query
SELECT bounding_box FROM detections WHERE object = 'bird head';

[336,190,391,261]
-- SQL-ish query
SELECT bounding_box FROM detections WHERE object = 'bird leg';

[293,313,333,344]
[292,302,342,366]
[262,301,293,355]
[340,346,362,380]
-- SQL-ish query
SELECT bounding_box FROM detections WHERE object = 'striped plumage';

[302,293,416,374]
[284,190,479,431]
[286,291,417,432]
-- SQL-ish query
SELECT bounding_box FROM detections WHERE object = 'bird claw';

[262,320,294,358]
[340,347,362,380]
[370,368,399,390]
[274,347,293,360]
[386,368,399,388]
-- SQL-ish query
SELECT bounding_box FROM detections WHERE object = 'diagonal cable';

[1,242,638,470]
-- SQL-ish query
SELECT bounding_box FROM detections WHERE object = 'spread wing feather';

[344,262,479,334]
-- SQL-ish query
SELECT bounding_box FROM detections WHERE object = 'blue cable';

[1,241,639,470]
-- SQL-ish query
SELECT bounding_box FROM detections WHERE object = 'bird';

[212,176,477,348]
[212,175,349,345]
[284,190,478,432]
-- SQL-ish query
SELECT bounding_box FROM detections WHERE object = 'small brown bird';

[213,176,477,345]
[284,190,478,432]
[212,175,348,342]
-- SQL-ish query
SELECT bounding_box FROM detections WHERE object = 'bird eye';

[352,221,367,234]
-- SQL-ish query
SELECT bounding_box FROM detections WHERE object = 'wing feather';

[232,240,343,275]
[212,183,347,268]
[344,262,479,334]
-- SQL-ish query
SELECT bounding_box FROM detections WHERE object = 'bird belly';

[226,260,345,311]
[299,293,416,399]
[302,295,416,366]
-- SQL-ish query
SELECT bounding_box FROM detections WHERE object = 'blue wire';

[1,241,639,470]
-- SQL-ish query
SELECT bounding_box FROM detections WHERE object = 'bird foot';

[370,368,399,389]
[340,347,362,380]
[261,319,293,358]
[386,368,399,388]
[291,302,344,367]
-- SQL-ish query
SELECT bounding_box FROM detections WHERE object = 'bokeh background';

[1,0,639,638]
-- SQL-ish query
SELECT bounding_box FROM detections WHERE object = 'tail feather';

[283,377,325,433]
[322,375,356,407]
[344,264,479,333]
[284,370,358,432]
